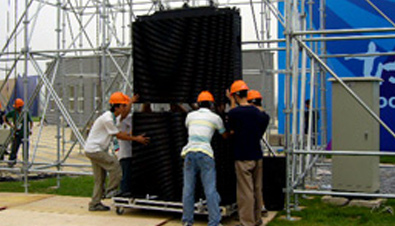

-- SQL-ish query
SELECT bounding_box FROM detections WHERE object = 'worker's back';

[181,108,225,158]
[228,105,270,160]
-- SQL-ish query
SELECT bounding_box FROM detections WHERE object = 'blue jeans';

[120,157,132,194]
[182,152,221,226]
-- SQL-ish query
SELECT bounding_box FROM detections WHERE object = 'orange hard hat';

[247,90,262,101]
[197,91,215,102]
[13,98,24,108]
[109,92,131,105]
[230,80,249,95]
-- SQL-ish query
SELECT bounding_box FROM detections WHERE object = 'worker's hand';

[225,89,234,102]
[131,94,139,103]
[134,133,150,145]
[225,89,231,99]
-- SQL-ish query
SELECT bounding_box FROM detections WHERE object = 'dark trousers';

[9,135,28,162]
[120,157,133,194]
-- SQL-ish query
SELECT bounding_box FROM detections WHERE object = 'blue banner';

[278,0,395,151]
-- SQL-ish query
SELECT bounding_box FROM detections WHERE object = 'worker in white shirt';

[84,92,149,211]
[181,91,228,226]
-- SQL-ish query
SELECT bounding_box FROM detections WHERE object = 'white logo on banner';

[345,41,395,108]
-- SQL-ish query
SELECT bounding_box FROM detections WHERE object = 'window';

[50,86,63,112]
[69,85,75,112]
[50,98,55,112]
[93,83,100,113]
[77,83,84,113]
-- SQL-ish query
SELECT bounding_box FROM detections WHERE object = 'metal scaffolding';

[0,0,395,220]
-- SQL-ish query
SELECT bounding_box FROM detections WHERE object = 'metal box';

[330,77,381,193]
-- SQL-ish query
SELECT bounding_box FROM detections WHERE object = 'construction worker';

[116,98,134,197]
[248,89,270,217]
[181,91,228,226]
[226,81,270,226]
[4,98,33,167]
[84,92,149,211]
[247,90,264,111]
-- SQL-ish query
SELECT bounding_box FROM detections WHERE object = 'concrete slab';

[321,195,349,206]
[0,209,170,226]
[0,192,278,226]
[348,199,387,209]
[162,211,277,226]
[0,193,172,226]
[0,192,52,208]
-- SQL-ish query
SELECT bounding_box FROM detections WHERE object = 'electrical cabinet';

[330,77,381,193]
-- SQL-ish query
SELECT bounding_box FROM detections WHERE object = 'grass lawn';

[0,176,394,225]
[0,175,93,197]
[380,156,395,164]
[268,196,395,226]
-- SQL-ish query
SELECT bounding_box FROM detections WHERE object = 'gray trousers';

[235,159,263,226]
[86,151,121,206]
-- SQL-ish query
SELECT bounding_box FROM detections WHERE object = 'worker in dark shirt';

[227,81,270,226]
[247,90,264,111]
[247,89,271,216]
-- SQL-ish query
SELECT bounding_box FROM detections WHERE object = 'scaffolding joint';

[21,47,30,54]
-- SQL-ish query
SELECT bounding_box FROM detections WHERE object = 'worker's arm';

[257,106,264,111]
[115,131,150,145]
[131,94,139,103]
[216,115,230,139]
[3,115,13,129]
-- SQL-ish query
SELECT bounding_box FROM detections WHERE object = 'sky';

[0,0,278,79]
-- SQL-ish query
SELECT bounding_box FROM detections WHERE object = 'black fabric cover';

[262,156,286,210]
[130,112,236,205]
[133,7,241,103]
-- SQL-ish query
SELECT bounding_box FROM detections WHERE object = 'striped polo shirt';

[181,108,226,158]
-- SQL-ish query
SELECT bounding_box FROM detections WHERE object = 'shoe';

[7,161,16,168]
[182,222,193,226]
[89,203,110,211]
[105,190,122,199]
[262,210,268,217]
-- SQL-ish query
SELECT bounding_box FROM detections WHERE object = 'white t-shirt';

[181,108,225,158]
[117,114,133,160]
[85,111,120,153]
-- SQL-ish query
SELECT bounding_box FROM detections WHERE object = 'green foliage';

[268,197,395,226]
[31,116,41,122]
[0,176,93,197]
[380,156,395,164]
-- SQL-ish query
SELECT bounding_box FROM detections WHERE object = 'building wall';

[45,55,130,127]
[44,52,274,128]
[242,50,275,123]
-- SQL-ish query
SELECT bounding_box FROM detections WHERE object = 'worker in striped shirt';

[181,91,228,226]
